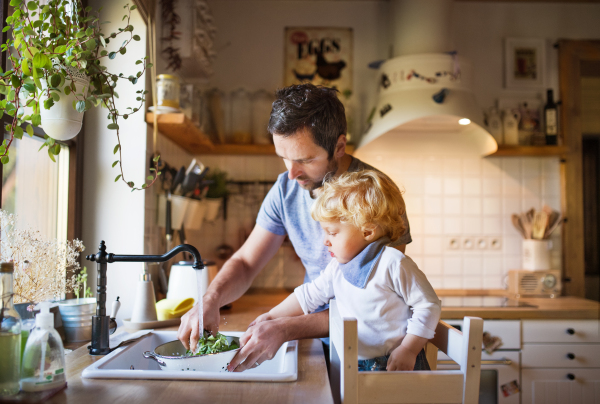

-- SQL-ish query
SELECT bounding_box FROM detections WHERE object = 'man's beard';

[297,158,339,196]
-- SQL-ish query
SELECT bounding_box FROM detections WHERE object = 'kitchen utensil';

[155,298,195,321]
[511,214,526,238]
[143,336,241,372]
[544,213,563,239]
[519,211,532,239]
[171,166,186,195]
[532,211,548,240]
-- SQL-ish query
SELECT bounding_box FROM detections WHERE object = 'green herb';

[186,332,239,356]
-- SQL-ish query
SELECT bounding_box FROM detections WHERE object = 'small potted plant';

[204,169,228,222]
[58,266,96,343]
[0,0,160,190]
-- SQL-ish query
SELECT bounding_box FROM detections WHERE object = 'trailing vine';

[1,0,160,190]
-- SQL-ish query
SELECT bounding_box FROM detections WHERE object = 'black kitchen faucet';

[86,241,203,355]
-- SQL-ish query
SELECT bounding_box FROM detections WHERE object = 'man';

[177,84,411,371]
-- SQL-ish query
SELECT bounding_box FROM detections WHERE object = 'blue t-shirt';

[256,156,412,286]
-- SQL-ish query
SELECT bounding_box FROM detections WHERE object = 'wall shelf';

[146,112,355,156]
[488,145,569,157]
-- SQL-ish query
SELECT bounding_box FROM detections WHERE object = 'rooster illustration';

[315,50,346,83]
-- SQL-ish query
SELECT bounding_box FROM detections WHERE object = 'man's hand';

[227,317,287,372]
[177,295,221,350]
[386,345,418,371]
[248,312,273,328]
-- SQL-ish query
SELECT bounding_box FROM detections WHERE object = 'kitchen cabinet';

[488,145,569,157]
[521,320,600,404]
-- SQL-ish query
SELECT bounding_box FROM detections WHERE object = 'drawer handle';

[566,328,575,335]
[566,353,575,360]
[567,373,575,380]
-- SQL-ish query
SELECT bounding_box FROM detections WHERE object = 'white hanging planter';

[40,62,90,141]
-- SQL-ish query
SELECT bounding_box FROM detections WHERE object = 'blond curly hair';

[311,170,406,242]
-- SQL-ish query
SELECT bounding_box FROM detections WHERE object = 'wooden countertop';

[48,291,333,404]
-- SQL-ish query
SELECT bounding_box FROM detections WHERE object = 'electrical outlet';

[446,237,460,250]
[488,236,502,250]
[462,237,474,250]
[477,238,488,249]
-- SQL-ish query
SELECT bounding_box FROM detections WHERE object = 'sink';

[82,331,298,382]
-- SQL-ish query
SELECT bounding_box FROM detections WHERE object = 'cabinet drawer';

[523,320,600,343]
[522,368,600,404]
[522,344,600,368]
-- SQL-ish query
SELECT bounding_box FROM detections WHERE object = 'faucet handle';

[86,254,97,262]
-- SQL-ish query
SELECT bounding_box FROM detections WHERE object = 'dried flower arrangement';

[0,210,85,304]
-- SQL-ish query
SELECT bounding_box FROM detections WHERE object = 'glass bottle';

[544,89,558,145]
[230,88,252,144]
[0,262,22,397]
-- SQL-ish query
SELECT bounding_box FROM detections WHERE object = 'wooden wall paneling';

[558,40,600,297]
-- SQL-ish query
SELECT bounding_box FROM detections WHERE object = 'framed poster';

[284,27,353,94]
[505,38,545,89]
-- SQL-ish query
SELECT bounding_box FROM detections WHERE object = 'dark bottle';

[544,89,558,145]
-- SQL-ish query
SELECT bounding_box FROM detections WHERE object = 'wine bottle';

[544,89,558,145]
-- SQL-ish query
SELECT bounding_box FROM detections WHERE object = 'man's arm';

[177,225,285,350]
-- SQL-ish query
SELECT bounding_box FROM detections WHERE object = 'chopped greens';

[186,332,240,356]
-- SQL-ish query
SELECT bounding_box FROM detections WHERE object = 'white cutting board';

[82,331,298,382]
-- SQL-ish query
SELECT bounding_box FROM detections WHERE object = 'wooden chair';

[329,299,483,404]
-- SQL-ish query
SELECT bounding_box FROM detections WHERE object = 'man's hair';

[267,84,347,159]
[311,170,406,242]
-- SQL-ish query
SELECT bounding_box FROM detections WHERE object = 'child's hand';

[386,345,418,371]
[248,312,273,328]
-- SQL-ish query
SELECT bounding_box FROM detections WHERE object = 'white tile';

[443,197,461,215]
[542,177,560,197]
[463,197,482,215]
[502,158,521,177]
[503,176,522,197]
[541,197,560,211]
[482,197,501,215]
[484,255,504,275]
[406,236,423,255]
[522,177,542,198]
[411,255,424,268]
[404,196,423,215]
[443,277,463,289]
[425,177,442,195]
[410,216,424,235]
[483,217,503,235]
[464,256,483,275]
[504,255,521,271]
[423,217,443,235]
[402,158,423,174]
[463,178,481,195]
[463,277,483,289]
[483,178,501,196]
[463,217,482,234]
[423,236,443,255]
[443,178,462,195]
[483,276,503,289]
[443,217,462,234]
[542,157,560,177]
[503,198,521,216]
[522,198,542,212]
[503,236,522,256]
[443,158,462,175]
[522,158,541,177]
[401,178,424,195]
[423,257,443,275]
[462,158,481,176]
[443,257,462,275]
[482,158,502,178]
[424,157,443,174]
[424,196,442,215]
[427,276,443,289]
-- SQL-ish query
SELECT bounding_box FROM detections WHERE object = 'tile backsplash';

[371,156,562,290]
[144,136,561,291]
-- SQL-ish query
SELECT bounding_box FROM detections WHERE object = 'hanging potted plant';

[0,0,160,190]
[204,169,228,222]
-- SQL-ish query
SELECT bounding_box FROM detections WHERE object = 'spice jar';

[156,74,180,110]
[230,88,252,144]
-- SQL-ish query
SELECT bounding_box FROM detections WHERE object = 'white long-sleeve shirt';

[294,246,441,360]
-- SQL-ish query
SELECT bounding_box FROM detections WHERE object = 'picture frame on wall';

[504,38,545,89]
[284,27,353,95]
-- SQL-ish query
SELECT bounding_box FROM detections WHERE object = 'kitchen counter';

[48,291,333,404]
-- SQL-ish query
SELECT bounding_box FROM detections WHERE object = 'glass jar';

[251,90,275,145]
[0,262,22,397]
[230,88,252,144]
[156,74,180,109]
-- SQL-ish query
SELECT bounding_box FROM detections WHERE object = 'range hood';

[355,0,497,160]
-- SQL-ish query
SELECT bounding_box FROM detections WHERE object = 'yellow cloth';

[155,298,195,321]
